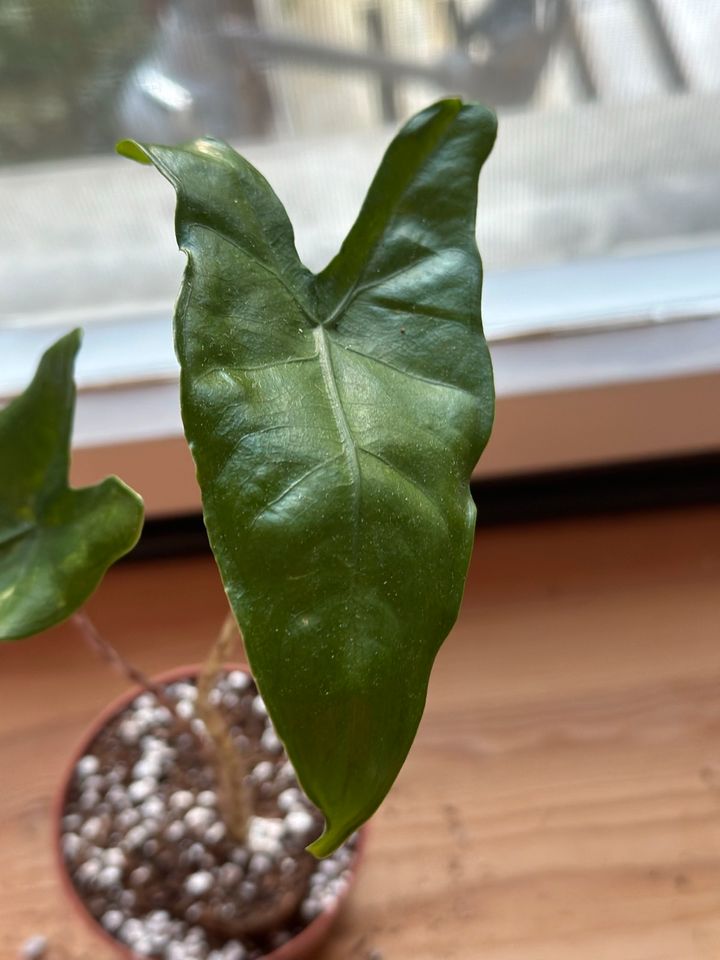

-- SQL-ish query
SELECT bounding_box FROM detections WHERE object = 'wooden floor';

[2,505,720,960]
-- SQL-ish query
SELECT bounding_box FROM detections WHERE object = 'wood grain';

[2,506,720,960]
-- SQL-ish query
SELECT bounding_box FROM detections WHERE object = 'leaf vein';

[188,221,316,327]
[0,520,35,550]
[218,424,293,478]
[323,259,432,328]
[199,354,318,381]
[340,345,476,402]
[248,454,343,528]
[358,446,448,533]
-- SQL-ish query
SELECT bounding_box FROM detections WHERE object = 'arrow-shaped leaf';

[119,98,497,855]
[0,330,144,641]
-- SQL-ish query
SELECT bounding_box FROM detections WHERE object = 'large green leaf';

[118,98,497,855]
[0,330,144,641]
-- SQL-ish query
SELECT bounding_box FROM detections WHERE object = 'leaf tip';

[38,328,82,379]
[462,99,499,134]
[306,830,340,860]
[305,814,360,859]
[116,139,153,165]
[107,473,145,517]
[68,326,83,356]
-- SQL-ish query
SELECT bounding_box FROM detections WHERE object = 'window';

[2,0,719,512]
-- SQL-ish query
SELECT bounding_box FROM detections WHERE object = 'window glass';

[2,0,720,356]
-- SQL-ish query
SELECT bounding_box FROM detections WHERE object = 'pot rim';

[53,662,367,960]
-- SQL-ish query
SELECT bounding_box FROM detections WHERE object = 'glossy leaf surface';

[0,330,144,641]
[119,99,497,854]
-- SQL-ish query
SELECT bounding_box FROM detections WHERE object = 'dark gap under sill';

[473,450,719,527]
[129,451,720,562]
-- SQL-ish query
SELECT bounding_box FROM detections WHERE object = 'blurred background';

[1,0,719,516]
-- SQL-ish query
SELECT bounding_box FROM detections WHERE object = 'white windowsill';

[2,243,720,517]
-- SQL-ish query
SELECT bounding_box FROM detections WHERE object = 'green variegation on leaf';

[0,330,144,641]
[118,98,497,855]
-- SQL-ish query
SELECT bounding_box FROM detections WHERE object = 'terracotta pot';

[54,664,366,960]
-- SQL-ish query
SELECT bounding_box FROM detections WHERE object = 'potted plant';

[1,98,497,959]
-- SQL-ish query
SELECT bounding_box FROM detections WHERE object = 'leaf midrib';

[313,326,361,522]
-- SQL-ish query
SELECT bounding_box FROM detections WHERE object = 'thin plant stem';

[72,610,172,706]
[195,609,253,843]
[71,609,194,732]
[73,606,253,841]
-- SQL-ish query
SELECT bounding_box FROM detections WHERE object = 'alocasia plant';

[118,99,497,855]
[0,329,143,641]
[118,98,497,855]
